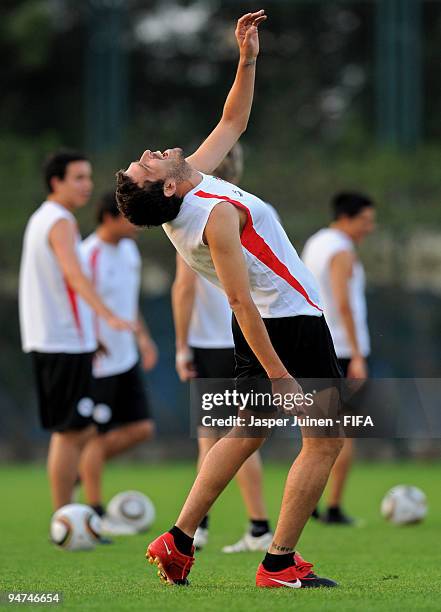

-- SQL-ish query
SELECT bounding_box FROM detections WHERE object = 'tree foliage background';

[1,0,441,276]
[1,0,441,454]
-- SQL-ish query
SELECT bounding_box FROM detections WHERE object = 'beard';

[170,149,191,182]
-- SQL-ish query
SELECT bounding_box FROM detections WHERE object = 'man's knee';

[133,419,155,442]
[237,436,265,454]
[302,436,344,459]
[56,425,96,447]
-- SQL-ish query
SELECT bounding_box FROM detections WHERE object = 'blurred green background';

[1,0,441,458]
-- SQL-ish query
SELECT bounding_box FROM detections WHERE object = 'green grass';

[1,461,441,611]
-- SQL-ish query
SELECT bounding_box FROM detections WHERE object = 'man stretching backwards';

[116,10,342,589]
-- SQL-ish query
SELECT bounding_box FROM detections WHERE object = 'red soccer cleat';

[256,551,337,588]
[146,532,195,586]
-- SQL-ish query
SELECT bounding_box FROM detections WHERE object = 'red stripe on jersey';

[89,246,101,338]
[194,190,322,313]
[64,281,83,338]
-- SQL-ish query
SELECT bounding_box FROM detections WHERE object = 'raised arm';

[186,10,266,175]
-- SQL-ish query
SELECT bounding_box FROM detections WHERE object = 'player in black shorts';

[19,151,132,511]
[79,193,157,534]
[172,147,273,552]
[302,192,375,524]
[118,11,343,589]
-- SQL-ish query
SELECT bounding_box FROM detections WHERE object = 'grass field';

[1,461,441,611]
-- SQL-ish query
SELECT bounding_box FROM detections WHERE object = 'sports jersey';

[188,275,234,349]
[302,227,370,358]
[81,234,140,377]
[163,174,322,318]
[19,200,96,353]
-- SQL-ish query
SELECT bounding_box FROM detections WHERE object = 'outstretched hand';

[235,9,267,61]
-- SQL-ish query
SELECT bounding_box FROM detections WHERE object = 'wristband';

[176,349,194,364]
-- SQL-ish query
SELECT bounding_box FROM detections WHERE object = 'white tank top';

[188,275,234,349]
[163,174,322,318]
[302,227,370,358]
[19,201,96,354]
[81,234,140,377]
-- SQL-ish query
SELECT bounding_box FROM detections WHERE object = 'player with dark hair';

[117,11,341,589]
[303,191,376,524]
[79,192,157,535]
[19,150,133,512]
[331,192,374,222]
[172,145,273,553]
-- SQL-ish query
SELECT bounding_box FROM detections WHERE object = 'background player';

[117,10,342,588]
[19,150,133,511]
[172,146,272,552]
[302,192,376,524]
[80,192,157,534]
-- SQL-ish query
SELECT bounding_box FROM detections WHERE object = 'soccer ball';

[50,504,101,551]
[106,491,155,532]
[381,485,427,525]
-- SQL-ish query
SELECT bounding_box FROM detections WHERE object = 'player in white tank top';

[171,145,273,553]
[79,192,157,534]
[302,191,376,525]
[117,11,340,588]
[19,151,135,512]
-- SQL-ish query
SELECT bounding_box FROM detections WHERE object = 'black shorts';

[338,359,351,377]
[191,347,235,379]
[31,351,95,433]
[90,362,152,433]
[233,314,343,379]
[190,347,235,428]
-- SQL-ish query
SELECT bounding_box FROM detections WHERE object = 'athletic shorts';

[191,347,235,379]
[233,314,343,380]
[90,362,152,433]
[190,347,235,427]
[338,359,351,378]
[31,351,95,433]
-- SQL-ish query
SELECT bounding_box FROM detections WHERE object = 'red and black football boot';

[256,551,337,588]
[146,532,195,586]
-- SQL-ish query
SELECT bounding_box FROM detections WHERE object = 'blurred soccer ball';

[381,485,427,525]
[107,491,155,532]
[50,504,101,550]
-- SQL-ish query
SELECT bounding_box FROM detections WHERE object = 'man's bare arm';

[49,219,134,332]
[171,254,198,381]
[329,250,367,378]
[205,202,288,378]
[186,10,266,175]
[136,312,158,371]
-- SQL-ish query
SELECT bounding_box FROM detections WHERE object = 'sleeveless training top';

[19,200,96,353]
[302,227,370,358]
[163,173,322,318]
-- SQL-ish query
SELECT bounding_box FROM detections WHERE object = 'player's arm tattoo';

[272,542,294,553]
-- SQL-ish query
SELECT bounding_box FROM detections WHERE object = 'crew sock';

[199,515,209,530]
[250,519,270,537]
[262,551,295,572]
[92,504,105,518]
[169,526,194,556]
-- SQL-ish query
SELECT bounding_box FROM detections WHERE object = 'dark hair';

[43,149,88,193]
[331,192,374,220]
[96,191,120,224]
[115,171,183,227]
